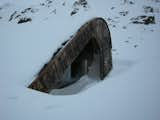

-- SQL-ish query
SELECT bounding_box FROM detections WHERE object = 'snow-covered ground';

[0,0,160,120]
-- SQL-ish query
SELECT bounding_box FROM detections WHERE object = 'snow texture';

[0,0,160,120]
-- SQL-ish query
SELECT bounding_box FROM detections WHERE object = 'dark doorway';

[50,39,101,95]
[50,38,101,89]
[71,38,100,82]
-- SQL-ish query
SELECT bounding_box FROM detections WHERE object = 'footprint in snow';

[8,96,18,100]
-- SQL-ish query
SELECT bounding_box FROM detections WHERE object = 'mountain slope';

[0,0,160,120]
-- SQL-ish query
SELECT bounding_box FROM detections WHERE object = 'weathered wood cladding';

[28,17,112,93]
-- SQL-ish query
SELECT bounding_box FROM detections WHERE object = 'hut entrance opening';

[61,38,101,87]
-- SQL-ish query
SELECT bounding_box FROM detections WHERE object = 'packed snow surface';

[0,0,160,120]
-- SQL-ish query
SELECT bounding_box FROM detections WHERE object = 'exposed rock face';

[130,16,155,25]
[28,17,112,93]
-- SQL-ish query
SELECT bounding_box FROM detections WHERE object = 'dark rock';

[129,1,134,4]
[21,8,32,14]
[46,0,52,4]
[124,40,129,43]
[62,2,65,6]
[123,0,135,4]
[143,6,154,13]
[111,7,115,10]
[9,11,17,21]
[71,0,88,16]
[40,3,45,6]
[112,25,116,28]
[15,14,21,19]
[131,16,155,25]
[70,9,78,16]
[122,26,127,29]
[21,7,38,14]
[50,9,56,14]
[40,0,53,7]
[119,11,129,16]
[17,17,32,24]
[73,0,88,7]
[134,45,138,48]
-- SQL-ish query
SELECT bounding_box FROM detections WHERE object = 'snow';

[0,0,160,120]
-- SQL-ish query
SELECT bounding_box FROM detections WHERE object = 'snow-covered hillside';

[0,0,160,120]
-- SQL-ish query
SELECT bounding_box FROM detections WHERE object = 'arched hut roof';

[28,17,112,93]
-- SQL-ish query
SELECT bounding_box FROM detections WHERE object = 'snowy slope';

[0,0,160,120]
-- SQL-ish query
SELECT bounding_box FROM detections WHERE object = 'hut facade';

[28,17,112,93]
